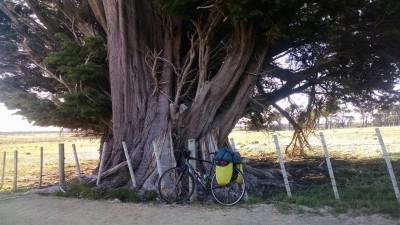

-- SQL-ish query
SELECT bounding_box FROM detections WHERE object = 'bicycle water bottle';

[203,172,209,182]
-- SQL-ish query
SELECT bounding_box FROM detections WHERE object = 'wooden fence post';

[230,137,249,202]
[96,142,107,186]
[0,152,5,189]
[188,139,197,202]
[375,128,400,203]
[72,144,82,180]
[273,135,292,197]
[13,150,18,190]
[39,147,43,189]
[153,141,163,178]
[122,141,137,188]
[229,138,236,151]
[59,143,65,187]
[319,132,340,201]
[207,134,218,153]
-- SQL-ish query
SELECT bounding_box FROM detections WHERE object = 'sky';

[0,97,360,132]
[0,99,297,131]
[0,103,60,132]
[0,87,393,131]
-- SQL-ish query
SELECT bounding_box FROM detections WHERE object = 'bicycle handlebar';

[183,150,216,159]
[182,150,214,164]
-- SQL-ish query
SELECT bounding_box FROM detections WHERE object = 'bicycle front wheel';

[211,168,246,206]
[158,167,195,204]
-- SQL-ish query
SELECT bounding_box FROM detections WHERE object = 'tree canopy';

[1,0,398,136]
[0,1,110,134]
[0,0,397,133]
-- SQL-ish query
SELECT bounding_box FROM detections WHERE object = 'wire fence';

[230,127,400,159]
[0,132,100,191]
[230,127,400,203]
[0,127,399,202]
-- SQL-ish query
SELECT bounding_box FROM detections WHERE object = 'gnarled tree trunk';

[96,0,268,191]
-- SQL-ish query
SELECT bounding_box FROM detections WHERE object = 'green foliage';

[222,0,299,23]
[378,0,400,15]
[0,33,111,134]
[320,97,340,117]
[152,0,202,18]
[44,34,107,83]
[61,88,111,123]
[0,11,18,67]
[43,35,111,132]
[1,6,111,135]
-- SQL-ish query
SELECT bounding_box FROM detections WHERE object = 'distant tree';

[332,107,354,128]
[320,97,341,129]
[354,101,375,127]
[242,107,283,131]
[372,103,400,126]
[389,104,400,126]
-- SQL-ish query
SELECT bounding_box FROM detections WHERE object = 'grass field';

[0,127,399,216]
[0,132,100,191]
[230,126,400,159]
[229,126,400,217]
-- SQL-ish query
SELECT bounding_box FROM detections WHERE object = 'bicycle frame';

[158,150,246,206]
[183,156,215,190]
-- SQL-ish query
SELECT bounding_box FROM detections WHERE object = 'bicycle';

[158,150,246,206]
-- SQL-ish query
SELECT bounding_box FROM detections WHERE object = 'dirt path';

[0,193,398,225]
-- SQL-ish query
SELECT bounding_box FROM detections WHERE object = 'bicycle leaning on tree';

[157,150,246,206]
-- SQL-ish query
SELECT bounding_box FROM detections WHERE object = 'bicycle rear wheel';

[211,168,246,206]
[158,167,195,203]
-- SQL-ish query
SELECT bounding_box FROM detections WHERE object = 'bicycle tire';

[158,167,195,204]
[210,167,246,206]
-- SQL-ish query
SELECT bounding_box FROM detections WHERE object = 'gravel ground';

[0,193,399,225]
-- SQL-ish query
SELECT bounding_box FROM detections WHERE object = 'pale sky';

[0,103,60,132]
[0,96,370,132]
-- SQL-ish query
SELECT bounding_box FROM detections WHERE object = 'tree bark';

[99,0,269,191]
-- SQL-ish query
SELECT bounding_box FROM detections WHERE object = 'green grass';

[230,127,400,217]
[271,181,400,217]
[260,158,400,217]
[0,132,100,191]
[105,187,141,202]
[1,127,400,217]
[245,194,266,204]
[230,127,400,159]
[54,179,157,203]
[55,179,102,200]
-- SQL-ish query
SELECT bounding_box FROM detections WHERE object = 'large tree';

[1,0,399,191]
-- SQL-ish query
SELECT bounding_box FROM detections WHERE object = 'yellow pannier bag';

[215,162,233,186]
[233,164,243,184]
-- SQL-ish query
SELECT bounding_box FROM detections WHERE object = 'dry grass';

[1,126,400,193]
[230,127,400,217]
[0,132,100,191]
[1,127,399,216]
[230,126,400,161]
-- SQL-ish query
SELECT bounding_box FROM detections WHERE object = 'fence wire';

[0,128,399,197]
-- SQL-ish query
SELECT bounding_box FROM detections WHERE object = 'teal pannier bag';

[214,147,242,164]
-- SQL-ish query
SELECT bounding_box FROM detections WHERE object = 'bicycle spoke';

[211,168,246,206]
[158,167,195,203]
